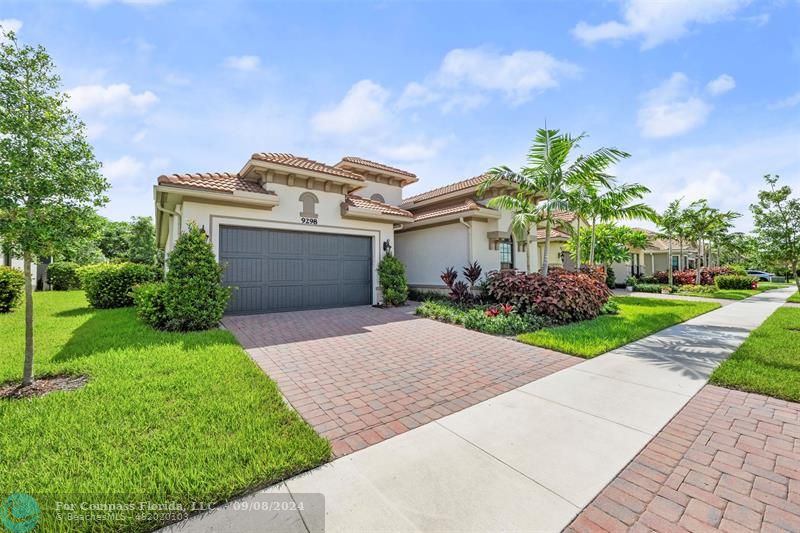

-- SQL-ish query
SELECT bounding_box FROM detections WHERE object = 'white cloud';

[436,47,580,103]
[223,55,261,72]
[0,18,22,42]
[377,138,449,161]
[67,83,158,115]
[311,80,390,135]
[770,91,800,110]
[572,0,750,49]
[621,130,800,230]
[397,82,440,110]
[102,155,144,182]
[706,74,736,95]
[637,73,712,138]
[440,93,487,114]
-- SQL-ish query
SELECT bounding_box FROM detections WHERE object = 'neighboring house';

[610,229,699,282]
[154,155,585,313]
[1,242,48,290]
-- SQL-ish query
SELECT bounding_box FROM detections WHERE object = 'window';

[299,192,318,218]
[671,255,679,271]
[370,193,385,203]
[499,239,513,269]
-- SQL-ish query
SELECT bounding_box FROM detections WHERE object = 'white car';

[746,270,774,282]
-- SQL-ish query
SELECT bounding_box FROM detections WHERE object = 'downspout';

[459,217,473,263]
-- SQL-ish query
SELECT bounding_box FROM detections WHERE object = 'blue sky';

[2,0,799,231]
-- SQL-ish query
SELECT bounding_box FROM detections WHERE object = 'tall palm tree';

[482,195,543,272]
[684,201,740,283]
[479,127,630,275]
[658,198,683,286]
[586,183,657,266]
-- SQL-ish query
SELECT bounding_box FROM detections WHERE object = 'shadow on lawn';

[52,306,237,363]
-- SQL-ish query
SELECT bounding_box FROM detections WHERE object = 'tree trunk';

[589,217,597,266]
[696,239,703,285]
[668,238,673,286]
[526,229,532,273]
[22,253,34,387]
[794,260,799,290]
[542,218,551,275]
[679,238,684,271]
[575,219,581,271]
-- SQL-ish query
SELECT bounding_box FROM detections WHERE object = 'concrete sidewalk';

[167,287,794,533]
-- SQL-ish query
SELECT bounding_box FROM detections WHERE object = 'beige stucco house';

[610,229,699,282]
[154,154,574,313]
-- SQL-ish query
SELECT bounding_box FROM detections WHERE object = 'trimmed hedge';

[162,223,230,331]
[415,300,547,335]
[47,262,80,290]
[378,254,408,306]
[78,262,154,308]
[653,267,733,286]
[485,268,610,324]
[0,266,25,313]
[633,283,663,293]
[131,282,168,329]
[715,275,754,290]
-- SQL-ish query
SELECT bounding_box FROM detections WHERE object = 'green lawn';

[0,291,329,532]
[710,307,800,401]
[787,291,800,303]
[517,296,720,358]
[674,289,760,300]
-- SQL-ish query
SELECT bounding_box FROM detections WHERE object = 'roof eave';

[154,184,280,207]
[340,204,413,223]
[240,159,366,189]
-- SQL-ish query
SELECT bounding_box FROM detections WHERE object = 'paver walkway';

[567,385,800,532]
[172,287,794,533]
[223,305,578,456]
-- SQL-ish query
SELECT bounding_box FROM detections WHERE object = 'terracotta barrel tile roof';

[535,227,570,240]
[251,153,363,180]
[401,174,489,206]
[338,156,417,178]
[158,172,275,195]
[412,198,485,222]
[552,210,577,222]
[344,195,413,218]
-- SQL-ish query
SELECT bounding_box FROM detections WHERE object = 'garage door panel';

[224,257,264,284]
[220,226,372,314]
[306,258,341,281]
[268,230,304,255]
[220,227,264,255]
[341,258,370,281]
[267,258,304,282]
[306,233,340,256]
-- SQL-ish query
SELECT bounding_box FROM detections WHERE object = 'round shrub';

[163,223,231,331]
[0,266,25,313]
[486,269,610,324]
[132,282,168,329]
[47,261,80,290]
[715,275,754,290]
[377,253,408,306]
[78,262,154,308]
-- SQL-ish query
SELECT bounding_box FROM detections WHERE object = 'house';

[610,229,699,282]
[154,154,575,314]
[1,243,48,290]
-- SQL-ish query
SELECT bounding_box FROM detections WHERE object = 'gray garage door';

[219,226,372,314]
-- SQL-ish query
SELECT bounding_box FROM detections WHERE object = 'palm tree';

[479,127,630,275]
[482,194,543,272]
[586,183,657,266]
[658,198,683,285]
[684,201,740,283]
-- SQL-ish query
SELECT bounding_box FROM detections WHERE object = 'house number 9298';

[301,217,318,225]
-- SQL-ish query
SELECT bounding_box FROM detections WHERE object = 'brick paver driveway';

[568,385,800,533]
[223,305,578,456]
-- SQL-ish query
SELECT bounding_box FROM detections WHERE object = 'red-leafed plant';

[486,268,610,324]
[485,307,500,317]
[441,267,458,288]
[653,266,733,286]
[462,261,483,289]
[501,303,514,315]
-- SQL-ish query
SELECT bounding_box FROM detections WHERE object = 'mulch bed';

[0,375,89,399]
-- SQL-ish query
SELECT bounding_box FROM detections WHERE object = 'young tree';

[751,174,800,289]
[98,218,133,261]
[127,216,156,264]
[564,223,648,268]
[658,199,683,286]
[0,31,108,386]
[479,127,630,275]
